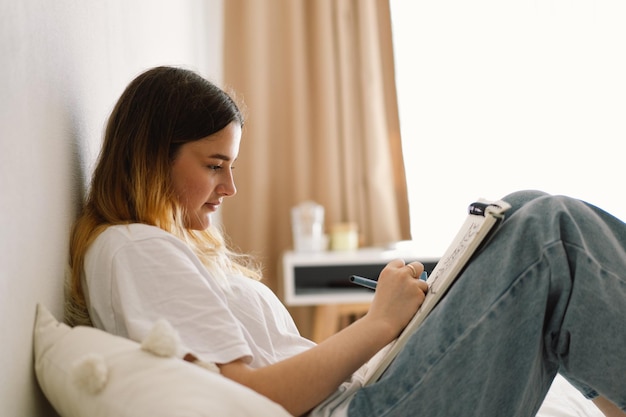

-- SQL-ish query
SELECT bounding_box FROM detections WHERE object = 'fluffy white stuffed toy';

[70,319,219,394]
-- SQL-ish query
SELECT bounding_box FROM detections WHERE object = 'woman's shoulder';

[85,224,203,281]
[89,224,186,257]
[97,223,177,243]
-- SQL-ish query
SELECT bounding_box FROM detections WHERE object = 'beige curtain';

[221,0,410,333]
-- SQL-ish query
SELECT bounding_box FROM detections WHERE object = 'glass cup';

[291,201,326,252]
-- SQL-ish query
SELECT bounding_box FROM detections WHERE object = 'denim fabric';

[348,190,626,416]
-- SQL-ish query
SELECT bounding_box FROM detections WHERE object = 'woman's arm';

[593,397,626,417]
[219,259,428,416]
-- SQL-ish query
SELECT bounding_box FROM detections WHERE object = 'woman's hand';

[365,259,429,340]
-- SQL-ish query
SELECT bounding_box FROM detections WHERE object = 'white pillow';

[33,304,292,417]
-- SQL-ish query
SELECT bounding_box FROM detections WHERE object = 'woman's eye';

[207,165,222,171]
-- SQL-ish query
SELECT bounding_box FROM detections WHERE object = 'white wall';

[391,1,626,257]
[0,1,223,415]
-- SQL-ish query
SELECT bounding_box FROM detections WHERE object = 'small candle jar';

[329,222,359,251]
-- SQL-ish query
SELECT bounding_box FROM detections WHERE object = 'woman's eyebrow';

[207,153,233,161]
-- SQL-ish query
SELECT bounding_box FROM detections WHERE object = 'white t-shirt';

[83,224,363,416]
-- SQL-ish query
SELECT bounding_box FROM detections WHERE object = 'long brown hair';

[66,66,259,326]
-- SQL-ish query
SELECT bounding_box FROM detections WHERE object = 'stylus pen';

[349,275,378,290]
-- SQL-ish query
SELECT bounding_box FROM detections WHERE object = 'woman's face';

[170,122,241,230]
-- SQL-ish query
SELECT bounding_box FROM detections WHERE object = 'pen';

[350,271,429,290]
[349,275,378,290]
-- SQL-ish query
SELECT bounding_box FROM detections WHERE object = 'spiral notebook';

[362,198,512,385]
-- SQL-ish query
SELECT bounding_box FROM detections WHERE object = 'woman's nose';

[217,175,237,197]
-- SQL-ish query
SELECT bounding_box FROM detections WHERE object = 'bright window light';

[390,0,626,256]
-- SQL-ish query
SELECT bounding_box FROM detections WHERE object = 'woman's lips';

[204,201,221,211]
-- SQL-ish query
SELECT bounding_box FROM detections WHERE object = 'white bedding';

[538,374,604,417]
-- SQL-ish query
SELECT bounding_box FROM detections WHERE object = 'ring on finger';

[405,263,418,278]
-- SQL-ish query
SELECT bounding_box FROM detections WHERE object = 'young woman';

[67,66,626,417]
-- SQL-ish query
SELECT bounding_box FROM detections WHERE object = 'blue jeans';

[348,190,626,416]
